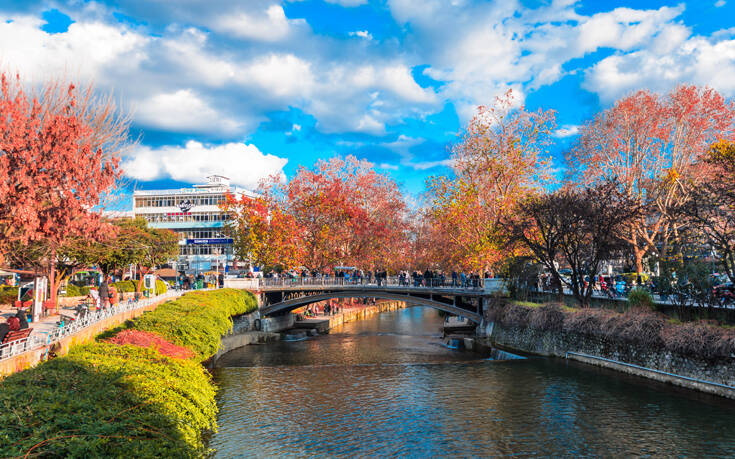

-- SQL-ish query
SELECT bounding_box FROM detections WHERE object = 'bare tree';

[507,181,640,307]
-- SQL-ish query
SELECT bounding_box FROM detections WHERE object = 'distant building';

[132,175,254,274]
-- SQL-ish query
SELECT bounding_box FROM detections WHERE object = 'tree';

[257,156,410,273]
[569,85,735,273]
[679,140,735,283]
[426,89,556,273]
[507,181,640,307]
[0,73,131,304]
[221,193,305,272]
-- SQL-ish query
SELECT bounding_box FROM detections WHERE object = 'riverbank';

[209,300,408,365]
[480,299,735,399]
[0,289,256,457]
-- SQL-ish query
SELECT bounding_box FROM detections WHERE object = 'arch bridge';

[253,277,504,324]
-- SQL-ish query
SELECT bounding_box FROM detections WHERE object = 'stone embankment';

[479,301,735,399]
[209,300,407,365]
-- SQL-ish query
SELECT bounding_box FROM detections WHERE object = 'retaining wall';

[482,321,735,399]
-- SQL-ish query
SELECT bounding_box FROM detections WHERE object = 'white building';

[132,175,254,274]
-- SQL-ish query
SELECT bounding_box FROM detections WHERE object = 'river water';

[210,307,735,457]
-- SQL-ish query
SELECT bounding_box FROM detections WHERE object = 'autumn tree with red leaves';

[569,85,735,273]
[426,89,556,273]
[0,73,130,304]
[222,192,305,272]
[225,156,410,273]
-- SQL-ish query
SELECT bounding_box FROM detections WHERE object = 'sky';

[1,0,735,201]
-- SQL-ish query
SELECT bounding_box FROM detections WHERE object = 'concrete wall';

[224,278,260,290]
[483,321,735,400]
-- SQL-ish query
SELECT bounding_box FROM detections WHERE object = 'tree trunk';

[634,247,645,274]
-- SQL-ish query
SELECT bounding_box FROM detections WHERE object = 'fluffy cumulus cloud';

[584,34,735,102]
[123,141,288,188]
[0,13,146,85]
[212,4,303,42]
[3,0,735,187]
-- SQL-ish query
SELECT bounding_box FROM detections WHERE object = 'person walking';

[99,279,110,309]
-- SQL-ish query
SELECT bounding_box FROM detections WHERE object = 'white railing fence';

[0,289,190,362]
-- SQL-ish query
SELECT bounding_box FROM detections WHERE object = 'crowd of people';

[262,268,490,288]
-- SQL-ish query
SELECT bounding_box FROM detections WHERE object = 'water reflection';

[210,307,735,457]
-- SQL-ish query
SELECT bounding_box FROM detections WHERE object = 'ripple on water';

[209,307,735,458]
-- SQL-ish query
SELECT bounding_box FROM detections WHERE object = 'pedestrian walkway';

[0,290,189,365]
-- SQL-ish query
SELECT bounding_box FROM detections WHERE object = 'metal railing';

[257,276,504,292]
[0,289,188,362]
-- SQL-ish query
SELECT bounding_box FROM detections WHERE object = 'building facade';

[132,175,252,274]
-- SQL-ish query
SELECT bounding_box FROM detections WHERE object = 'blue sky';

[1,0,734,201]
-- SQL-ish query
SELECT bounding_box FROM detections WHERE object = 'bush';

[528,304,565,332]
[112,280,136,293]
[628,288,655,311]
[487,299,735,361]
[0,344,215,457]
[64,283,91,297]
[131,289,257,359]
[0,285,18,304]
[0,288,258,457]
[156,279,168,294]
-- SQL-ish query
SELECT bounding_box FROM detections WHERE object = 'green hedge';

[0,288,257,457]
[0,343,215,457]
[64,283,91,297]
[156,279,168,294]
[112,279,136,293]
[0,285,17,304]
[132,289,257,359]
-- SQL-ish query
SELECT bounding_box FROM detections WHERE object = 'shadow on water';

[209,306,735,458]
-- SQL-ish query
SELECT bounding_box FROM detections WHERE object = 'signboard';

[186,238,233,245]
[178,199,193,213]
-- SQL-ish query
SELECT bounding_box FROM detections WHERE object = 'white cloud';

[715,0,726,7]
[213,5,303,42]
[0,14,147,85]
[553,125,580,138]
[410,159,453,170]
[237,53,314,98]
[135,89,241,133]
[584,35,735,102]
[123,141,288,188]
[378,163,399,170]
[349,30,373,40]
[325,0,368,6]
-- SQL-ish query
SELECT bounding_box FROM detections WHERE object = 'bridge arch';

[260,291,482,323]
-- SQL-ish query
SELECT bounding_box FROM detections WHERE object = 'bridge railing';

[257,276,504,292]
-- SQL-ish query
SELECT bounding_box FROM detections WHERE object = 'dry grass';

[488,299,735,361]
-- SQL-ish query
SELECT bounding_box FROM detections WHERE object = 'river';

[210,306,735,457]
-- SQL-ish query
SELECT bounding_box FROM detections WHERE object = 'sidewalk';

[0,290,188,375]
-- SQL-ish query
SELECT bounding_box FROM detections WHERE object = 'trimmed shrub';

[112,280,136,293]
[156,279,168,294]
[0,344,215,457]
[64,283,91,297]
[131,289,257,359]
[106,329,195,359]
[0,286,18,304]
[0,288,258,457]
